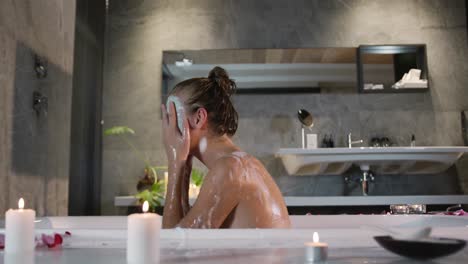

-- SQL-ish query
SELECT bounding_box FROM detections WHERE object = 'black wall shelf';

[357,44,429,94]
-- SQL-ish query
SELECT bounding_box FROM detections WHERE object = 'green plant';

[135,180,165,211]
[191,168,204,187]
[135,168,204,212]
[104,126,149,167]
[104,126,167,175]
[104,126,205,211]
[104,126,167,210]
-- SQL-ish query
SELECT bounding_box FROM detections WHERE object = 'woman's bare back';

[218,151,291,228]
[165,149,290,229]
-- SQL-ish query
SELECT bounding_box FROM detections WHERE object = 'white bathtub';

[23,215,468,249]
[35,214,468,229]
[1,215,467,263]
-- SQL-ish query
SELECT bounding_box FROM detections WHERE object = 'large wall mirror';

[162,48,358,96]
[162,45,429,97]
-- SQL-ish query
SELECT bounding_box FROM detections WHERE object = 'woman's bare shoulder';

[213,153,244,170]
[215,151,255,167]
[214,151,268,179]
[208,151,251,178]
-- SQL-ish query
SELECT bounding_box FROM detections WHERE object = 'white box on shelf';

[306,134,318,149]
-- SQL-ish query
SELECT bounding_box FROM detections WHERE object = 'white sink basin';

[276,147,468,175]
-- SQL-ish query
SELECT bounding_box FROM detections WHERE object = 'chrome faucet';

[344,170,375,196]
[348,133,363,148]
[360,171,375,196]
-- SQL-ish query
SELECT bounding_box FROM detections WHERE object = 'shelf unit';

[357,44,429,94]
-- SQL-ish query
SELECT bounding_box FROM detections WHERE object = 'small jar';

[370,137,381,147]
[390,204,409,214]
[408,204,426,214]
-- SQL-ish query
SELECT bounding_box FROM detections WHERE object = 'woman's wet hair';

[170,66,238,136]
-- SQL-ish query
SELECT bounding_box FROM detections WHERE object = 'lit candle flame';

[18,198,25,209]
[142,201,149,213]
[313,232,319,243]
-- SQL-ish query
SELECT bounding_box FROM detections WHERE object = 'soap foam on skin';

[206,194,220,228]
[171,147,177,162]
[199,137,208,153]
[231,151,247,158]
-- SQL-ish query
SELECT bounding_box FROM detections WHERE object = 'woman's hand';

[162,104,192,228]
[161,102,191,165]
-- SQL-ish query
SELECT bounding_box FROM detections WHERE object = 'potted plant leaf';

[189,168,204,198]
[104,126,206,212]
[104,126,166,211]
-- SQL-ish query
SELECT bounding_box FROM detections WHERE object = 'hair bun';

[208,66,236,97]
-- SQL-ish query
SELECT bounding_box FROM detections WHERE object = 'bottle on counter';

[328,134,334,148]
[411,134,416,147]
[321,135,329,148]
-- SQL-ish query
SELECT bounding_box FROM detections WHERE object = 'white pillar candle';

[127,201,161,264]
[5,198,36,253]
[304,232,328,262]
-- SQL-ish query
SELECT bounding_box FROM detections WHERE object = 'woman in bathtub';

[161,66,290,229]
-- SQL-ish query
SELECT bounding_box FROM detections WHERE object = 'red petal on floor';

[42,234,56,248]
[0,234,4,249]
[54,234,63,245]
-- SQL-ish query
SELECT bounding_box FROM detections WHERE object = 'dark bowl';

[374,236,466,260]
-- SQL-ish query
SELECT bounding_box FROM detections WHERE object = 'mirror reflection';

[163,48,359,95]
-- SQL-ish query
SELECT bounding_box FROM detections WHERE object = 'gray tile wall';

[102,0,468,214]
[10,44,49,215]
[0,27,16,215]
[0,0,76,216]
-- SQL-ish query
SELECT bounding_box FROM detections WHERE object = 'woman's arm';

[161,103,192,228]
[180,157,192,216]
[162,160,191,228]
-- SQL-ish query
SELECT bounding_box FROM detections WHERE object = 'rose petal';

[3,233,67,250]
[454,210,464,216]
[42,234,56,248]
[54,234,63,245]
[0,234,5,249]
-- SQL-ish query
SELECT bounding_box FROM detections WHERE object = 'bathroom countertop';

[115,195,468,207]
